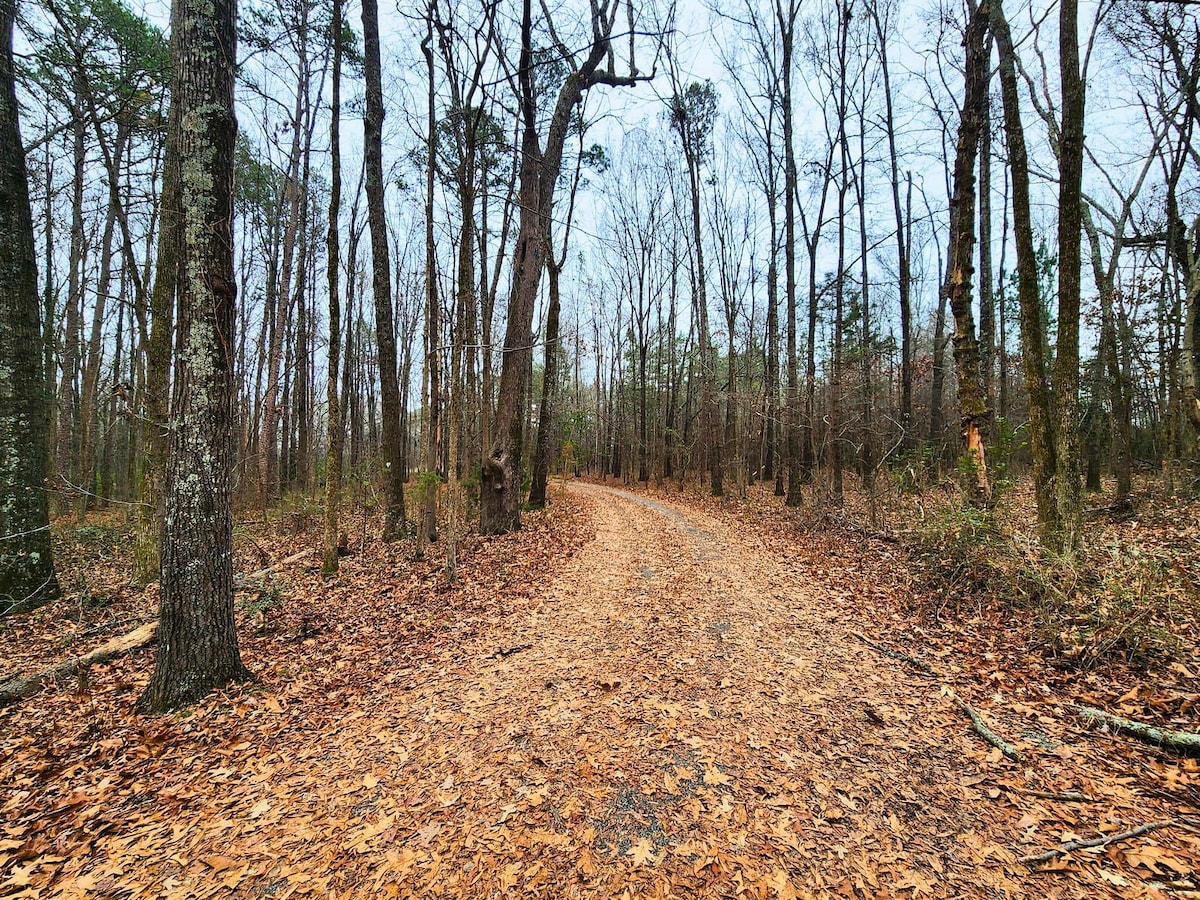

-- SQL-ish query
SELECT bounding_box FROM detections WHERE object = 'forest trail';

[310,482,1018,898]
[9,483,1186,899]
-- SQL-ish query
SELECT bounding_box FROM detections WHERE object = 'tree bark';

[361,0,407,540]
[140,0,249,711]
[942,1,992,506]
[0,0,58,614]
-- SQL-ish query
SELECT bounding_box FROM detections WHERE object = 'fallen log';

[237,548,314,586]
[1,550,313,708]
[1020,819,1173,866]
[0,621,157,707]
[1072,704,1200,757]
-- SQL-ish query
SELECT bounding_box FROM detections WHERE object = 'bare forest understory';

[2,481,1199,899]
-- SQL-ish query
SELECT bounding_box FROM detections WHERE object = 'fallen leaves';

[1,482,1197,899]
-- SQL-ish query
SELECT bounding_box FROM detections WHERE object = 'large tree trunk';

[481,0,635,533]
[942,1,992,506]
[361,0,407,540]
[992,0,1059,541]
[0,0,58,614]
[140,0,249,711]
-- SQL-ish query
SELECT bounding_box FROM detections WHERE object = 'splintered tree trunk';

[362,0,406,540]
[322,0,343,577]
[140,0,249,711]
[942,2,992,505]
[0,0,58,614]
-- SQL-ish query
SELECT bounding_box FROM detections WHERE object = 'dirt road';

[327,482,1023,898]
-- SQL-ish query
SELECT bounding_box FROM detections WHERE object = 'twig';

[1020,820,1174,866]
[851,631,935,675]
[945,687,1026,762]
[489,643,532,657]
[1010,788,1095,803]
[1072,704,1200,757]
[851,632,1024,760]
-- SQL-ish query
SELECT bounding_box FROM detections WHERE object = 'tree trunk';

[322,0,343,577]
[528,259,563,508]
[361,0,407,540]
[0,0,58,614]
[140,0,249,711]
[942,2,992,506]
[57,90,85,514]
[135,133,178,585]
[481,0,635,532]
[1053,0,1085,552]
[781,5,801,506]
[991,0,1059,541]
[419,16,440,549]
[978,60,995,421]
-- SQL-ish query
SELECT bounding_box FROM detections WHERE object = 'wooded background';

[3,0,1199,679]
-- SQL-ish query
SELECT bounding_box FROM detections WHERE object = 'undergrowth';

[910,491,1196,671]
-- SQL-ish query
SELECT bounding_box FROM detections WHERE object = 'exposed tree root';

[1020,819,1174,866]
[1073,704,1200,757]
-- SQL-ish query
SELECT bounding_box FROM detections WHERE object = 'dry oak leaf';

[629,837,660,867]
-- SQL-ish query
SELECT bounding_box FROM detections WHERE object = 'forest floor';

[1,479,1198,899]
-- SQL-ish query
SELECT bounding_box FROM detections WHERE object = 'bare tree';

[480,0,653,533]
